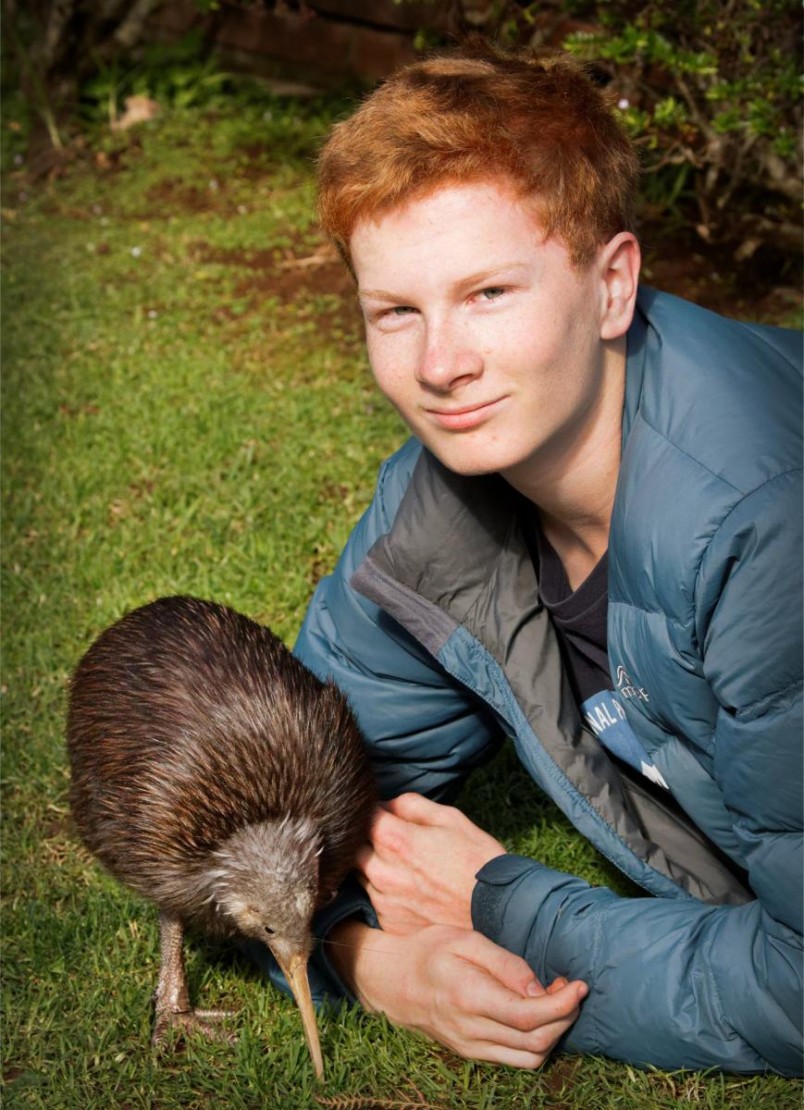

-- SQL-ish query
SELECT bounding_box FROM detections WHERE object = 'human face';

[351,180,630,496]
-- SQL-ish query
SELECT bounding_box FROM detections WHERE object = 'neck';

[504,335,626,589]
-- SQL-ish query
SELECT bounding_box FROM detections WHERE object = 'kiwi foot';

[152,1006,236,1046]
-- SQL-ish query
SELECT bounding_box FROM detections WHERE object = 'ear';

[597,232,641,341]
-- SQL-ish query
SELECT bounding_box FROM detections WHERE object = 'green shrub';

[447,0,802,259]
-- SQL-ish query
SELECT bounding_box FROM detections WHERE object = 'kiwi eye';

[264,925,275,936]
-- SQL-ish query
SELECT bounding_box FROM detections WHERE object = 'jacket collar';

[622,287,652,444]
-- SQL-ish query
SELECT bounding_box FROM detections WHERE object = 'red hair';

[317,44,639,268]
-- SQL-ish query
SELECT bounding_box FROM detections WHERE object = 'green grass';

[2,86,801,1109]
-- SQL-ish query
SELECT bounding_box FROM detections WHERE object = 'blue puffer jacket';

[292,288,803,1074]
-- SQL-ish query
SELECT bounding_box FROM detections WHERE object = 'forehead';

[354,176,544,236]
[350,179,552,281]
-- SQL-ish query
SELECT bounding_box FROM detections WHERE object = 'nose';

[416,319,483,392]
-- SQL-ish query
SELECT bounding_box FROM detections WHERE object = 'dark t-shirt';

[519,508,610,703]
[533,528,610,704]
[519,504,669,788]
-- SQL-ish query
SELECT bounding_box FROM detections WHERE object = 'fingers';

[355,817,407,885]
[457,1006,580,1069]
[354,822,405,891]
[369,798,504,877]
[444,955,586,1068]
[458,929,545,998]
[369,805,410,856]
[460,947,585,1028]
[463,1006,581,1068]
[354,841,373,875]
[384,792,455,826]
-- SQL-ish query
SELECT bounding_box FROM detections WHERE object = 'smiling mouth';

[426,398,506,431]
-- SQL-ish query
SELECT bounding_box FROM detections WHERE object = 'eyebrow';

[358,262,532,303]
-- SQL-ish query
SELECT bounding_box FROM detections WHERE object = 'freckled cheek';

[367,335,420,404]
[504,319,573,382]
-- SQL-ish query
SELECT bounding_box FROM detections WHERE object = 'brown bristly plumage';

[66,595,377,1079]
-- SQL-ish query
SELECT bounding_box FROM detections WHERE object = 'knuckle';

[361,855,382,884]
[373,822,404,856]
[366,861,399,895]
[510,1008,537,1033]
[456,932,481,960]
[501,949,530,982]
[441,802,464,826]
[394,792,424,818]
[453,979,476,1012]
[528,1028,558,1057]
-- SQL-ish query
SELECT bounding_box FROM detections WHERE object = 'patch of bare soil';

[643,236,801,324]
[190,238,364,338]
[540,1055,585,1107]
[146,175,234,215]
[197,240,355,299]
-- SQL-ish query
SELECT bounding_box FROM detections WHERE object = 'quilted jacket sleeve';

[473,469,803,1075]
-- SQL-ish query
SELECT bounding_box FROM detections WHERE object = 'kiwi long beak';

[275,950,324,1081]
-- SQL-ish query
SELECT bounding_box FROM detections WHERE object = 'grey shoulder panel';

[350,554,459,659]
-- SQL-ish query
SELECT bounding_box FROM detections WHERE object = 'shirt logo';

[582,689,668,789]
[615,665,649,702]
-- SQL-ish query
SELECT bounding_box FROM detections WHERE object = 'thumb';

[546,976,589,1003]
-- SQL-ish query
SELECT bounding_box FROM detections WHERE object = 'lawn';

[2,78,801,1109]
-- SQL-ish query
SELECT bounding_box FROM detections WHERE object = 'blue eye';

[391,305,417,316]
[481,287,506,300]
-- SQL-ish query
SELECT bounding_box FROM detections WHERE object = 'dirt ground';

[640,238,801,325]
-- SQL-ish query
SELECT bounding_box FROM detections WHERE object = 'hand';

[357,793,505,934]
[326,920,588,1069]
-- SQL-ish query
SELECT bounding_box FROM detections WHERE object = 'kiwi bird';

[66,595,376,1079]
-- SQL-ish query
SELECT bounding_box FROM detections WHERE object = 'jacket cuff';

[243,872,379,1007]
[472,854,564,975]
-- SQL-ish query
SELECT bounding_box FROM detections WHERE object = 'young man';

[273,47,803,1073]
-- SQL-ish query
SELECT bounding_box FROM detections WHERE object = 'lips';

[426,397,506,431]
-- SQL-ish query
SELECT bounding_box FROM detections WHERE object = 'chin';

[424,440,526,480]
